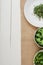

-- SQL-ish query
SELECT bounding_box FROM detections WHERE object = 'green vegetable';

[34,4,43,18]
[35,28,43,47]
[34,51,43,65]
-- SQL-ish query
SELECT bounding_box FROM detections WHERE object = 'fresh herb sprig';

[34,4,43,18]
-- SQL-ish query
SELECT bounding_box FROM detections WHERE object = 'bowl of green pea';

[33,50,43,65]
[34,27,43,48]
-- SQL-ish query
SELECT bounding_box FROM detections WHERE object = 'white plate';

[24,0,43,27]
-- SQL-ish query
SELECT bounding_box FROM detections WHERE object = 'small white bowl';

[33,50,43,65]
[34,27,43,48]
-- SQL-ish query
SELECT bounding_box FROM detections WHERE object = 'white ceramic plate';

[24,0,43,27]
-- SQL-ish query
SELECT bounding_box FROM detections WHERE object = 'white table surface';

[0,0,21,65]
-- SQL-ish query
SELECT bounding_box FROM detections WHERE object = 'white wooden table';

[0,0,21,65]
